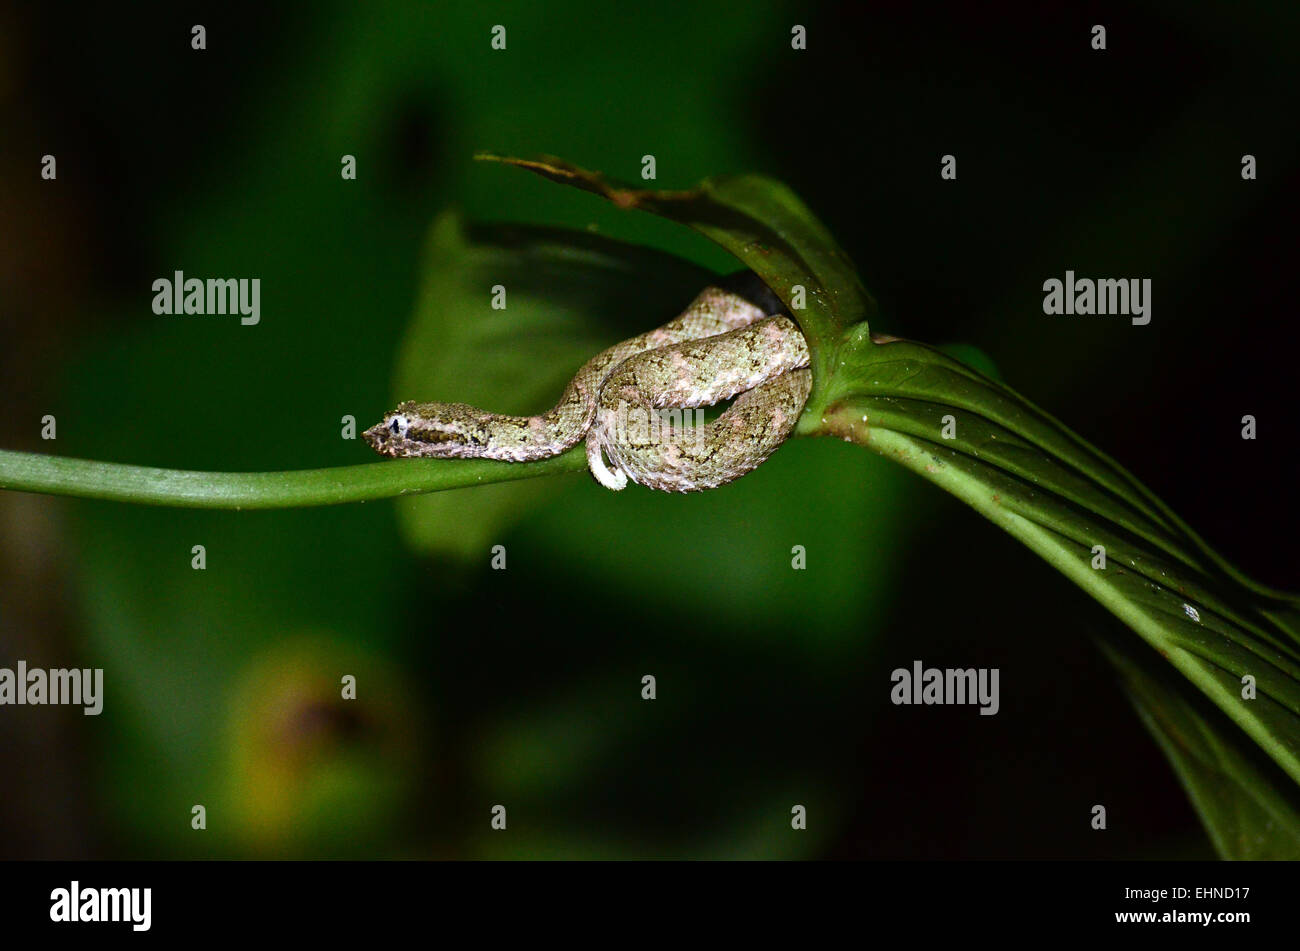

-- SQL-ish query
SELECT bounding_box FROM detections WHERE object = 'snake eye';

[389,415,409,436]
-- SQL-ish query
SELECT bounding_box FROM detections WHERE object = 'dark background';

[0,0,1295,858]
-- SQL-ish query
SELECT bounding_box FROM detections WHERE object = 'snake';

[363,274,811,492]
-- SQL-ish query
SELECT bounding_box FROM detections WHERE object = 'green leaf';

[485,153,1300,853]
[1102,638,1300,860]
[818,337,1300,793]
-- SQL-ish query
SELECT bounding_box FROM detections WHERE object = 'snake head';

[363,401,493,458]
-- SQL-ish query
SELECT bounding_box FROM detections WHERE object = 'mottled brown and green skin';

[364,281,810,492]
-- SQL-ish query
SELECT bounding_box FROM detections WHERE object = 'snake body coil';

[364,277,811,492]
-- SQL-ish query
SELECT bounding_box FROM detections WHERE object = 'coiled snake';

[364,275,811,492]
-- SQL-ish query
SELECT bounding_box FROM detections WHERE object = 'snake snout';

[363,412,412,453]
[362,421,394,454]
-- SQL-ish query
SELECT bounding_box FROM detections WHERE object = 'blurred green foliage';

[12,0,1296,858]
[59,0,911,858]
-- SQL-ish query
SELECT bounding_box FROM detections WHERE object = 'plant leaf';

[1101,638,1300,859]
[483,154,1300,854]
[817,337,1300,793]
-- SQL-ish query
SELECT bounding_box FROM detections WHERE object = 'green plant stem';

[0,447,587,509]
